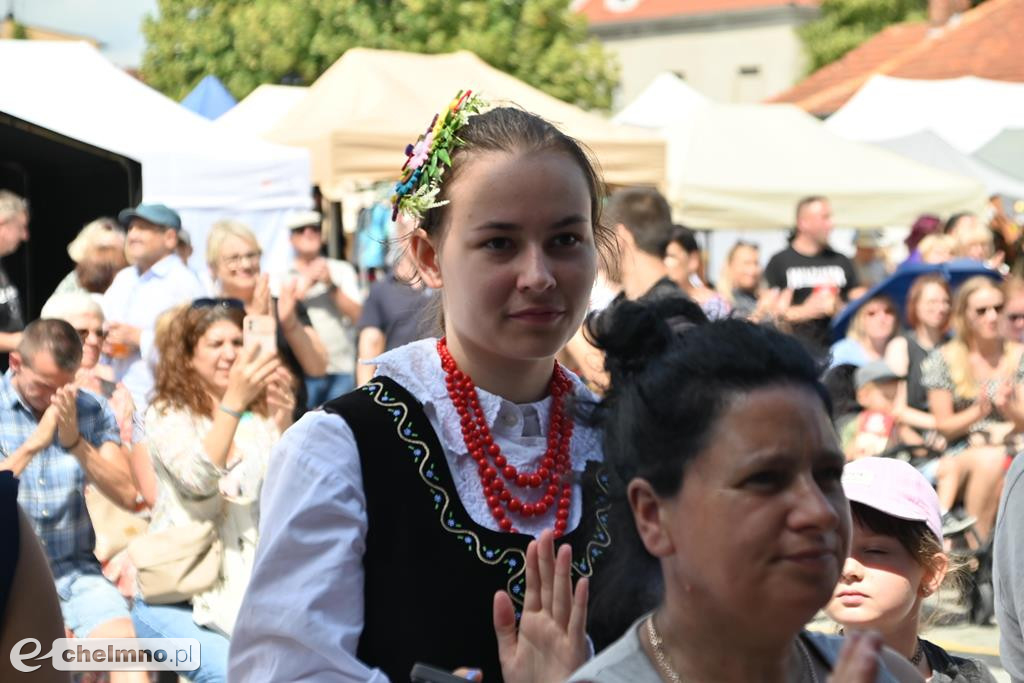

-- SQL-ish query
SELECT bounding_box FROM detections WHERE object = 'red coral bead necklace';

[438,337,574,537]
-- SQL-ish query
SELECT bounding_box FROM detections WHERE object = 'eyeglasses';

[290,224,321,235]
[220,251,261,267]
[75,327,107,343]
[972,304,1005,316]
[192,297,245,311]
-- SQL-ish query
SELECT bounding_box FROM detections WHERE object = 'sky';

[9,0,157,67]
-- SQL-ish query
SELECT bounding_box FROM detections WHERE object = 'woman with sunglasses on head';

[230,92,615,683]
[206,219,327,417]
[922,276,1024,542]
[131,300,293,682]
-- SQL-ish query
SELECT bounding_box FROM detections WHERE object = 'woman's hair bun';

[586,296,707,380]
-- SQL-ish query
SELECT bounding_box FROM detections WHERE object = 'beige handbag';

[128,520,223,604]
[85,485,149,563]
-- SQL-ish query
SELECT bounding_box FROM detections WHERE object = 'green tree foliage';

[798,0,928,73]
[141,0,618,110]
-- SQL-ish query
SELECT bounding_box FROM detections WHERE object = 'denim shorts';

[55,569,132,637]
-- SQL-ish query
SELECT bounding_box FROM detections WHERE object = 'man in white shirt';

[101,204,204,409]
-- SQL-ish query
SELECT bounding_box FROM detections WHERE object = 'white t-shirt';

[283,259,364,375]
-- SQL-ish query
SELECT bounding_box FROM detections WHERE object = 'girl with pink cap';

[826,457,996,682]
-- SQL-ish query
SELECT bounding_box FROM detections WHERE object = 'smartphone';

[410,663,472,683]
[243,315,277,355]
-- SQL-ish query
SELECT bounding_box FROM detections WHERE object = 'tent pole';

[327,200,343,260]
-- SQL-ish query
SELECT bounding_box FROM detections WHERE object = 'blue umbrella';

[830,259,1001,341]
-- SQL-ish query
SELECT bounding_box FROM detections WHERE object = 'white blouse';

[144,403,280,637]
[229,339,603,682]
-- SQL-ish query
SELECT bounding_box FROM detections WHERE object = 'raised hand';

[494,530,589,683]
[827,631,882,683]
[222,344,281,412]
[266,367,297,432]
[277,277,302,330]
[51,384,80,449]
[24,405,59,453]
[251,273,272,317]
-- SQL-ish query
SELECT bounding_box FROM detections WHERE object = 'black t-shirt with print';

[763,245,858,305]
[763,245,858,357]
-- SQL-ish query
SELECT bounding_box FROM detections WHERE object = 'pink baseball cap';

[842,457,943,541]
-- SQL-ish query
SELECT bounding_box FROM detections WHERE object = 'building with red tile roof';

[769,0,1024,115]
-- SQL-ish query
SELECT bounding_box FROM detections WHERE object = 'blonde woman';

[918,234,956,265]
[206,220,327,415]
[829,294,898,368]
[922,276,1024,540]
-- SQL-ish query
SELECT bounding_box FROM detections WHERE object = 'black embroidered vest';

[323,377,611,682]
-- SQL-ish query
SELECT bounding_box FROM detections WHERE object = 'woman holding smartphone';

[132,300,293,682]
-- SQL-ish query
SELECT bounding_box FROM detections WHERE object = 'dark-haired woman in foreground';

[566,298,920,682]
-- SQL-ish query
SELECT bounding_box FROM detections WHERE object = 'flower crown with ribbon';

[391,89,487,221]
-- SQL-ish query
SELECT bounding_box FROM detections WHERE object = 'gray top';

[568,615,900,682]
[995,453,1024,683]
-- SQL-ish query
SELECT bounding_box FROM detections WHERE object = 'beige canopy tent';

[665,103,988,229]
[267,48,665,199]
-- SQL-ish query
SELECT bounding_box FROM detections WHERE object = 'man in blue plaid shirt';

[0,319,148,682]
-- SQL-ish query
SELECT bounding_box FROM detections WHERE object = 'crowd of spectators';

[3,171,1024,681]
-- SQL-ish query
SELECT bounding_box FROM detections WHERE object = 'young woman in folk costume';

[229,91,615,682]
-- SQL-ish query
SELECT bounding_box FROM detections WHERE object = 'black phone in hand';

[410,663,472,683]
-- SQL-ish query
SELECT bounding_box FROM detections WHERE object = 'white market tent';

[825,75,1024,153]
[215,84,309,138]
[612,72,987,229]
[612,72,707,129]
[670,103,986,229]
[266,48,666,198]
[872,130,1024,200]
[0,41,312,275]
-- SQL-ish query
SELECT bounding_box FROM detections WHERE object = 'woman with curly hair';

[130,299,293,682]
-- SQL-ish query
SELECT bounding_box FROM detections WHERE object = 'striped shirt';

[0,371,120,579]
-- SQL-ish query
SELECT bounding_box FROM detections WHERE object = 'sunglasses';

[192,297,245,311]
[972,304,1004,316]
[75,327,107,343]
[290,224,322,235]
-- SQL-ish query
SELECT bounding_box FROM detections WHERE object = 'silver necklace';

[645,613,820,683]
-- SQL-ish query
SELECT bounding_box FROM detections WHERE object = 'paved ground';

[810,588,1007,681]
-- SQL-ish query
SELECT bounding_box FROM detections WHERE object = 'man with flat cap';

[101,203,204,409]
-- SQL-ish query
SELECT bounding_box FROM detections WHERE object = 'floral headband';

[391,89,487,221]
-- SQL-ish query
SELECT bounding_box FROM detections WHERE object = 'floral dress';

[920,347,1024,455]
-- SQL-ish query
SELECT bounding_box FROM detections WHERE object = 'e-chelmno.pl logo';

[10,637,200,672]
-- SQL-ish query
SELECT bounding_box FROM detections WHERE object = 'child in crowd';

[826,457,996,682]
[843,361,924,462]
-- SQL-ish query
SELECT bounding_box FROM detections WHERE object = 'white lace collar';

[371,339,602,470]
